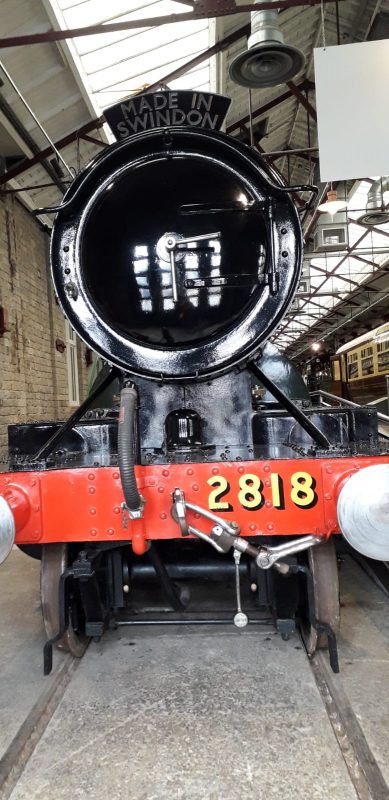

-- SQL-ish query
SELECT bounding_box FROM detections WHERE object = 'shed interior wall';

[0,195,89,458]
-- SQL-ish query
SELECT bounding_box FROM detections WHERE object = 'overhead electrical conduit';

[359,177,389,226]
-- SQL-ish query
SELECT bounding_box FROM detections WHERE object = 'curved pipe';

[118,383,142,512]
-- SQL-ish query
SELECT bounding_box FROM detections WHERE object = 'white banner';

[314,40,389,181]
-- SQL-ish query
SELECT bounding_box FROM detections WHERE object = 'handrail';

[310,389,389,425]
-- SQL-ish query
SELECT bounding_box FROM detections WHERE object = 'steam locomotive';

[1,90,389,674]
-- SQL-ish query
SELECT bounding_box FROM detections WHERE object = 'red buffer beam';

[0,455,386,557]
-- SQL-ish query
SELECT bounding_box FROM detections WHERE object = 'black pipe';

[117,619,270,627]
[130,561,248,582]
[250,361,330,449]
[33,367,120,461]
[118,383,142,511]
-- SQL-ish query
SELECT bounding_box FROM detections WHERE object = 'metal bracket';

[289,563,339,673]
[171,488,322,568]
[255,536,322,570]
[121,495,146,523]
[249,360,331,449]
[32,367,120,462]
[172,488,189,536]
[233,548,249,628]
[165,231,221,303]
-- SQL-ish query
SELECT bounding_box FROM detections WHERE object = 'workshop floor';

[1,549,389,800]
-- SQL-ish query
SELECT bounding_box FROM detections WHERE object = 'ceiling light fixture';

[318,188,347,216]
[229,0,305,88]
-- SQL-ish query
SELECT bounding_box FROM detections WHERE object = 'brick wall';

[0,194,89,459]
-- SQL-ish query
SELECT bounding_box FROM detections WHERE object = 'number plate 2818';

[207,472,318,512]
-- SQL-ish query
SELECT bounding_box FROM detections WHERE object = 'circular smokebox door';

[51,129,302,380]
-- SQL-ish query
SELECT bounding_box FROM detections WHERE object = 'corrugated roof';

[2,0,389,356]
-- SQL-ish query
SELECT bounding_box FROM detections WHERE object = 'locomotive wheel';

[300,538,340,656]
[40,543,89,658]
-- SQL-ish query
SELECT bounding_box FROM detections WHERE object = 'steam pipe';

[118,383,142,512]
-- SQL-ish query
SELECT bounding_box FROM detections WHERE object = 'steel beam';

[146,23,250,93]
[277,229,370,342]
[226,80,314,134]
[310,261,379,292]
[80,133,107,149]
[0,92,67,193]
[0,22,251,187]
[271,148,319,164]
[0,1,343,48]
[351,253,384,270]
[286,80,317,122]
[288,290,389,357]
[0,117,105,187]
[0,181,71,194]
[354,219,389,240]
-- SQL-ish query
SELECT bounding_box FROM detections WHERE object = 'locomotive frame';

[1,90,389,676]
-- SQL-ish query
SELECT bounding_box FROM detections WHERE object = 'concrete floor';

[337,557,389,787]
[1,549,388,800]
[0,549,67,760]
[7,632,357,800]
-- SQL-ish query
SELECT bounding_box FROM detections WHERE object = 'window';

[332,359,341,381]
[378,350,389,371]
[361,356,374,376]
[347,351,359,379]
[65,320,80,406]
[361,346,373,358]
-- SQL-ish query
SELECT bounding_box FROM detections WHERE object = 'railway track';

[1,555,389,800]
[310,652,389,800]
[0,655,79,800]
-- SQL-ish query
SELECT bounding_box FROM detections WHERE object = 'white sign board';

[314,40,389,181]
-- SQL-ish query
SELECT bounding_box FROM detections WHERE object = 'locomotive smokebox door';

[51,118,302,381]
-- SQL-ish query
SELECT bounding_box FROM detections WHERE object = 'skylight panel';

[89,32,209,93]
[170,66,211,91]
[81,20,207,73]
[47,0,213,117]
[58,0,192,29]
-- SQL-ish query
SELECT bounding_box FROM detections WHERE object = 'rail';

[310,390,389,439]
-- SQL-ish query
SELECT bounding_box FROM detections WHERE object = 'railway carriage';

[331,323,389,406]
